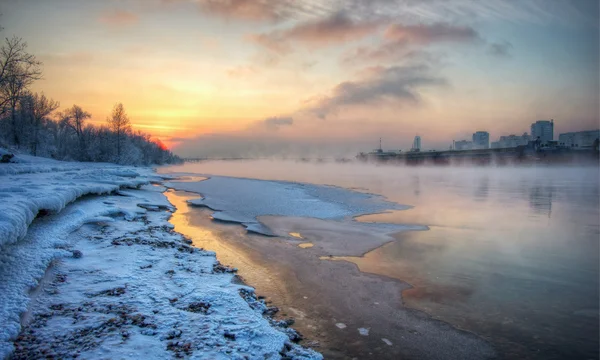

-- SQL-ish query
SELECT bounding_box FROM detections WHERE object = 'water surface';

[160,160,599,359]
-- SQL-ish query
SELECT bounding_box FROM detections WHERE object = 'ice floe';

[165,176,413,236]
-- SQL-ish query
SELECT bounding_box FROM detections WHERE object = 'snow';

[0,153,161,248]
[165,175,411,235]
[0,155,321,359]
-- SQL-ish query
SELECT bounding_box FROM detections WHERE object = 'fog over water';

[159,160,599,359]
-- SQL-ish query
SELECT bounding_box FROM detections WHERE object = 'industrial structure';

[412,136,421,152]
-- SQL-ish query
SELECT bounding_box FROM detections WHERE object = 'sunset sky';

[1,0,598,156]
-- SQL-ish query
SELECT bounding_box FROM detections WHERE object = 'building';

[491,133,531,149]
[531,120,554,143]
[412,135,421,152]
[472,131,490,149]
[558,130,600,148]
[454,140,473,150]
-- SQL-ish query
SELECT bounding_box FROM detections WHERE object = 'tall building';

[472,131,490,149]
[531,120,554,143]
[412,135,421,151]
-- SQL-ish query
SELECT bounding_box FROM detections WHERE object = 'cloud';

[305,64,446,119]
[196,0,286,22]
[169,0,597,27]
[340,22,479,65]
[342,45,443,67]
[280,11,381,46]
[246,33,292,55]
[192,0,325,22]
[262,116,294,129]
[384,22,480,44]
[249,11,382,54]
[488,41,513,58]
[338,0,598,26]
[98,10,139,26]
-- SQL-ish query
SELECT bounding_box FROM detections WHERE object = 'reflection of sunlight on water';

[164,189,289,302]
[289,232,303,239]
[298,243,313,248]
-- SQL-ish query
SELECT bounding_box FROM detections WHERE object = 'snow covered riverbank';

[0,153,321,359]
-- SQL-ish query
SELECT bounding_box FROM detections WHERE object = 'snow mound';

[0,159,158,248]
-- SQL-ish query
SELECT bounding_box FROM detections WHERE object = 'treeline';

[0,36,181,165]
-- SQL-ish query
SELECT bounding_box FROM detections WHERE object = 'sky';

[1,0,598,157]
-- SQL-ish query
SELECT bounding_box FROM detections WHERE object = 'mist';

[172,133,388,159]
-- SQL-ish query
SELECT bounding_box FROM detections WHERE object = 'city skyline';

[413,119,597,152]
[1,0,598,157]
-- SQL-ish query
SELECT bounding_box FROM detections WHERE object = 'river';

[159,160,599,359]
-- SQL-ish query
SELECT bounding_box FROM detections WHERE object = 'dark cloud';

[488,41,513,58]
[281,11,381,46]
[342,45,441,66]
[306,64,446,118]
[263,116,294,129]
[384,22,480,44]
[341,22,479,65]
[341,40,410,64]
[249,12,383,54]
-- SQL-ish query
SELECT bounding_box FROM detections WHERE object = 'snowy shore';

[0,153,321,359]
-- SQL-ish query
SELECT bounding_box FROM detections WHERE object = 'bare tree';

[0,37,42,145]
[29,92,59,155]
[61,105,91,159]
[107,103,131,160]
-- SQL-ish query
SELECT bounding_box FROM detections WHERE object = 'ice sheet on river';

[165,176,420,236]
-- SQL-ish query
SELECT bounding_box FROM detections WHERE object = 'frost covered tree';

[28,92,59,156]
[0,37,42,146]
[107,103,131,161]
[0,29,181,165]
[61,105,91,160]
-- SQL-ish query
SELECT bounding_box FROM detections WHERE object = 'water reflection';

[412,175,420,197]
[159,162,599,360]
[528,183,553,217]
[341,170,598,359]
[474,176,489,201]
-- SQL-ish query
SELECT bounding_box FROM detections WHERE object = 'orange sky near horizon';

[2,0,598,155]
